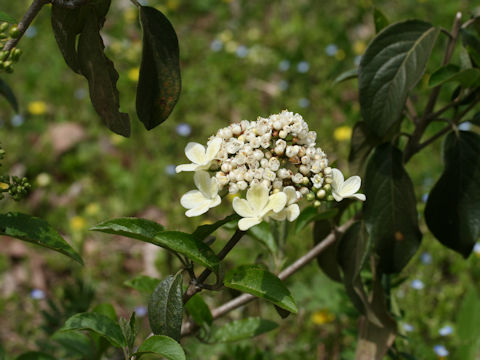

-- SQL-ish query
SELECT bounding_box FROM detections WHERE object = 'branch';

[181,217,356,337]
[182,229,245,304]
[3,0,49,52]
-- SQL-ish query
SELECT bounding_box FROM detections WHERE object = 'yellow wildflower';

[36,173,51,187]
[124,8,137,24]
[334,125,352,142]
[0,182,9,190]
[128,67,140,82]
[70,216,87,231]
[335,49,346,61]
[353,41,366,55]
[28,101,47,115]
[85,203,100,216]
[311,309,335,325]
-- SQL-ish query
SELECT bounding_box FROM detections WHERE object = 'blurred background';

[0,0,479,358]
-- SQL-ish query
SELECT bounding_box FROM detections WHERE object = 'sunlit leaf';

[224,265,297,313]
[192,214,239,241]
[429,64,480,88]
[185,294,212,326]
[333,68,358,85]
[209,317,278,343]
[0,11,16,23]
[91,218,164,242]
[124,275,160,293]
[0,212,83,265]
[136,335,186,360]
[148,273,183,341]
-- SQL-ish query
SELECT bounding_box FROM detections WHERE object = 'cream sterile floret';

[331,168,366,202]
[176,137,223,173]
[176,110,365,230]
[180,171,221,217]
[233,183,287,230]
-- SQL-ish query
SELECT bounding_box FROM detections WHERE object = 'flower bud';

[316,189,326,199]
[306,192,315,201]
[314,200,321,207]
[9,26,20,38]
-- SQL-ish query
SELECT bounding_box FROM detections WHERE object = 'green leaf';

[92,303,117,321]
[247,221,277,255]
[0,212,83,265]
[359,20,439,138]
[333,68,358,85]
[429,64,480,88]
[209,317,278,343]
[136,335,186,360]
[148,273,183,341]
[0,11,16,23]
[185,294,213,326]
[461,28,480,67]
[137,6,181,130]
[425,131,480,258]
[154,231,219,271]
[16,352,56,360]
[295,207,337,234]
[91,217,164,242]
[192,214,240,241]
[120,312,137,352]
[124,275,160,293]
[349,122,381,174]
[363,144,422,273]
[224,265,298,313]
[455,289,480,360]
[77,6,130,137]
[0,78,18,112]
[313,219,341,282]
[373,8,389,33]
[51,331,96,359]
[60,312,126,348]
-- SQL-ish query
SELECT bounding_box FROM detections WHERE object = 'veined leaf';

[333,68,358,85]
[148,273,183,341]
[77,5,130,136]
[0,11,16,23]
[209,317,278,343]
[185,294,212,326]
[0,212,83,265]
[359,20,439,138]
[224,265,298,313]
[373,8,389,33]
[425,131,480,258]
[124,275,160,293]
[137,6,181,130]
[60,312,126,348]
[136,335,185,360]
[192,214,239,241]
[0,78,19,112]
[154,231,219,271]
[429,64,480,88]
[349,121,381,174]
[363,144,422,273]
[90,218,164,242]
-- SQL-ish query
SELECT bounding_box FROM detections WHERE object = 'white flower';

[176,137,223,173]
[270,186,300,222]
[180,171,221,217]
[331,168,366,202]
[233,183,287,230]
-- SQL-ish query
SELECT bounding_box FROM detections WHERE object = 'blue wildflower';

[420,252,432,265]
[165,164,176,175]
[236,45,248,58]
[30,289,45,300]
[439,325,453,336]
[296,61,310,73]
[278,60,290,71]
[298,98,310,108]
[458,122,472,131]
[325,44,339,56]
[433,345,449,357]
[278,80,289,91]
[135,306,148,317]
[210,39,223,52]
[11,115,25,127]
[176,123,192,137]
[410,279,424,290]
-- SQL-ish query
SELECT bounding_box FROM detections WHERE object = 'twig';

[182,229,245,304]
[181,217,356,337]
[416,124,453,152]
[3,0,49,52]
[405,98,419,124]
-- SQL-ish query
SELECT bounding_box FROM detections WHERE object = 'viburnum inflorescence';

[176,110,365,230]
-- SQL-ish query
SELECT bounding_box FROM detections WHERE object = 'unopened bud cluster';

[176,110,365,230]
[0,146,31,201]
[0,22,22,74]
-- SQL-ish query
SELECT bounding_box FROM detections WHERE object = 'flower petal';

[185,203,211,217]
[175,163,199,173]
[283,186,298,205]
[341,176,362,196]
[286,204,300,222]
[194,171,218,198]
[205,137,223,160]
[269,209,286,221]
[331,168,344,192]
[233,198,255,218]
[238,217,262,231]
[265,192,287,213]
[246,183,269,213]
[332,191,344,202]
[351,193,366,201]
[180,190,209,209]
[185,142,206,165]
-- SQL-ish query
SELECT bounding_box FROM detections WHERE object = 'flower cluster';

[176,110,365,230]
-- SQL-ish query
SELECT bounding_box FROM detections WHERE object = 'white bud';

[299,165,310,175]
[263,169,276,182]
[229,182,238,194]
[237,180,248,190]
[261,179,271,189]
[292,173,303,184]
[277,168,290,179]
[240,120,250,131]
[264,151,272,159]
[269,157,280,171]
[253,149,264,161]
[231,123,242,135]
[324,167,332,175]
[300,187,309,195]
[306,147,315,157]
[273,121,282,130]
[273,180,283,189]
[221,162,232,173]
[260,158,268,168]
[279,130,287,138]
